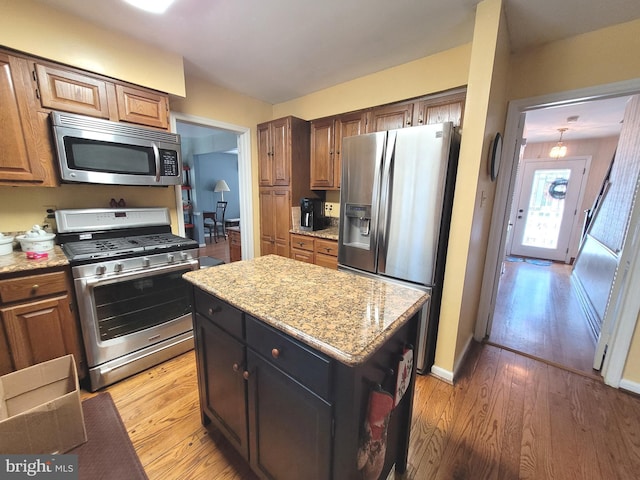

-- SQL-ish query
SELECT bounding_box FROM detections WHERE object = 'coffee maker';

[300,198,325,231]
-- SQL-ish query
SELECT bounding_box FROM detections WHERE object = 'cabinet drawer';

[290,234,314,252]
[0,271,67,303]
[314,238,337,257]
[195,289,244,339]
[246,315,331,401]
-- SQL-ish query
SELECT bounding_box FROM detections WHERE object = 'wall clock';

[490,132,502,181]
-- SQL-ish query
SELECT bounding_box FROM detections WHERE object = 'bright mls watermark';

[0,455,78,480]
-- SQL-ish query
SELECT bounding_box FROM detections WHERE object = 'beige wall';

[625,314,640,384]
[0,0,185,96]
[273,44,471,120]
[435,0,510,375]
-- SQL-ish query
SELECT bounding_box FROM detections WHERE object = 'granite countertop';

[183,255,428,365]
[0,245,69,275]
[290,225,339,241]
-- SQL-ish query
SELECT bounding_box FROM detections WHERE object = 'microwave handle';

[152,143,160,183]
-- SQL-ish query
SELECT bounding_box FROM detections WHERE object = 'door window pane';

[522,169,571,249]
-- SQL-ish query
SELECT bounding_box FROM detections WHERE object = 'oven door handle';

[84,259,199,288]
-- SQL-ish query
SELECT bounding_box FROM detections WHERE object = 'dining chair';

[203,201,228,243]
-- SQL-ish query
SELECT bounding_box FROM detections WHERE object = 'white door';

[510,158,588,262]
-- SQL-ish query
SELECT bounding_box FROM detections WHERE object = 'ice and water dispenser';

[342,204,372,250]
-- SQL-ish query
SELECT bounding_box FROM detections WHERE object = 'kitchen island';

[183,255,429,480]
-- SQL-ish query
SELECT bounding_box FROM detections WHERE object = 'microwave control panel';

[160,150,179,176]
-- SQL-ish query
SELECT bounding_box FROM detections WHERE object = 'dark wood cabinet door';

[310,117,335,189]
[257,123,273,186]
[259,189,276,255]
[413,93,466,128]
[335,110,369,188]
[246,350,332,480]
[194,313,249,459]
[370,101,414,132]
[271,117,290,186]
[273,189,291,258]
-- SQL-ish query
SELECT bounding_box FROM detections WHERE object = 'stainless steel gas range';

[55,207,200,391]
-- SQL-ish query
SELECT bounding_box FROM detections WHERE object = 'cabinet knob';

[208,306,221,316]
[271,348,280,359]
[32,284,39,292]
[243,371,250,380]
[232,363,240,372]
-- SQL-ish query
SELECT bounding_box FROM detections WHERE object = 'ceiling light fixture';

[550,128,568,158]
[123,0,176,14]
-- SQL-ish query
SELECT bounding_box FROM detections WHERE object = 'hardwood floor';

[198,235,230,264]
[489,259,598,378]
[83,342,640,479]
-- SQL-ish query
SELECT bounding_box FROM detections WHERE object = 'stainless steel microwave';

[51,111,182,186]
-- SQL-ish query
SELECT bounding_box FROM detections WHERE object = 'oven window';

[65,138,155,174]
[93,269,192,340]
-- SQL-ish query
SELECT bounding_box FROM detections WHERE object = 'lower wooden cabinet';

[0,268,86,378]
[228,228,242,262]
[290,233,338,269]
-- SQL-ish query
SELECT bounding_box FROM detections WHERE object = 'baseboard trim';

[619,379,640,395]
[429,335,474,385]
[430,365,453,384]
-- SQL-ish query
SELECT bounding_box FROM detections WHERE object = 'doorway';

[171,113,254,260]
[479,90,635,379]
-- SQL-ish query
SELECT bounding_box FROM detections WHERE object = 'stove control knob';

[167,254,175,263]
[114,262,123,273]
[143,257,151,267]
[96,265,107,275]
[180,251,188,261]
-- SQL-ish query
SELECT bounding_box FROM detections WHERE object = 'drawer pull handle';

[32,284,39,291]
[243,371,250,380]
[208,306,222,316]
[271,348,280,359]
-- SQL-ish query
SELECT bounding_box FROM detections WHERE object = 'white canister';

[0,235,14,256]
[16,233,56,252]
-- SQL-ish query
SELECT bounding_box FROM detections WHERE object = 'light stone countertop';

[0,245,69,275]
[183,255,428,365]
[289,225,339,241]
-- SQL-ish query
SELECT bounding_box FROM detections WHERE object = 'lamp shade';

[214,179,230,200]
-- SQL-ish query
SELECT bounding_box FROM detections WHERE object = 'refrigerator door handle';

[377,130,396,273]
[369,134,386,253]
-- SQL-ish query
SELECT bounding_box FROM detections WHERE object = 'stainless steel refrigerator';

[338,122,460,373]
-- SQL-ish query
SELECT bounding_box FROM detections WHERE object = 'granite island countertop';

[183,255,428,365]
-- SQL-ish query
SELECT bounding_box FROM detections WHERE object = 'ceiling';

[35,0,640,141]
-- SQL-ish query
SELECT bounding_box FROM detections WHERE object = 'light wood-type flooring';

[489,259,598,378]
[198,234,230,264]
[81,341,640,479]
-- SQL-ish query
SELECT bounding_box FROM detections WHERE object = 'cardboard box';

[0,355,87,454]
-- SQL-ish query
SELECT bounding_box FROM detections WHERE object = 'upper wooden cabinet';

[310,110,368,190]
[34,63,110,118]
[413,90,466,128]
[0,47,172,187]
[115,84,169,129]
[369,101,414,132]
[0,52,57,186]
[33,61,170,129]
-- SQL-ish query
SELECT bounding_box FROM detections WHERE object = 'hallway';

[488,258,599,378]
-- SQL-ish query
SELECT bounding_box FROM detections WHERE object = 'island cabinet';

[188,256,425,480]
